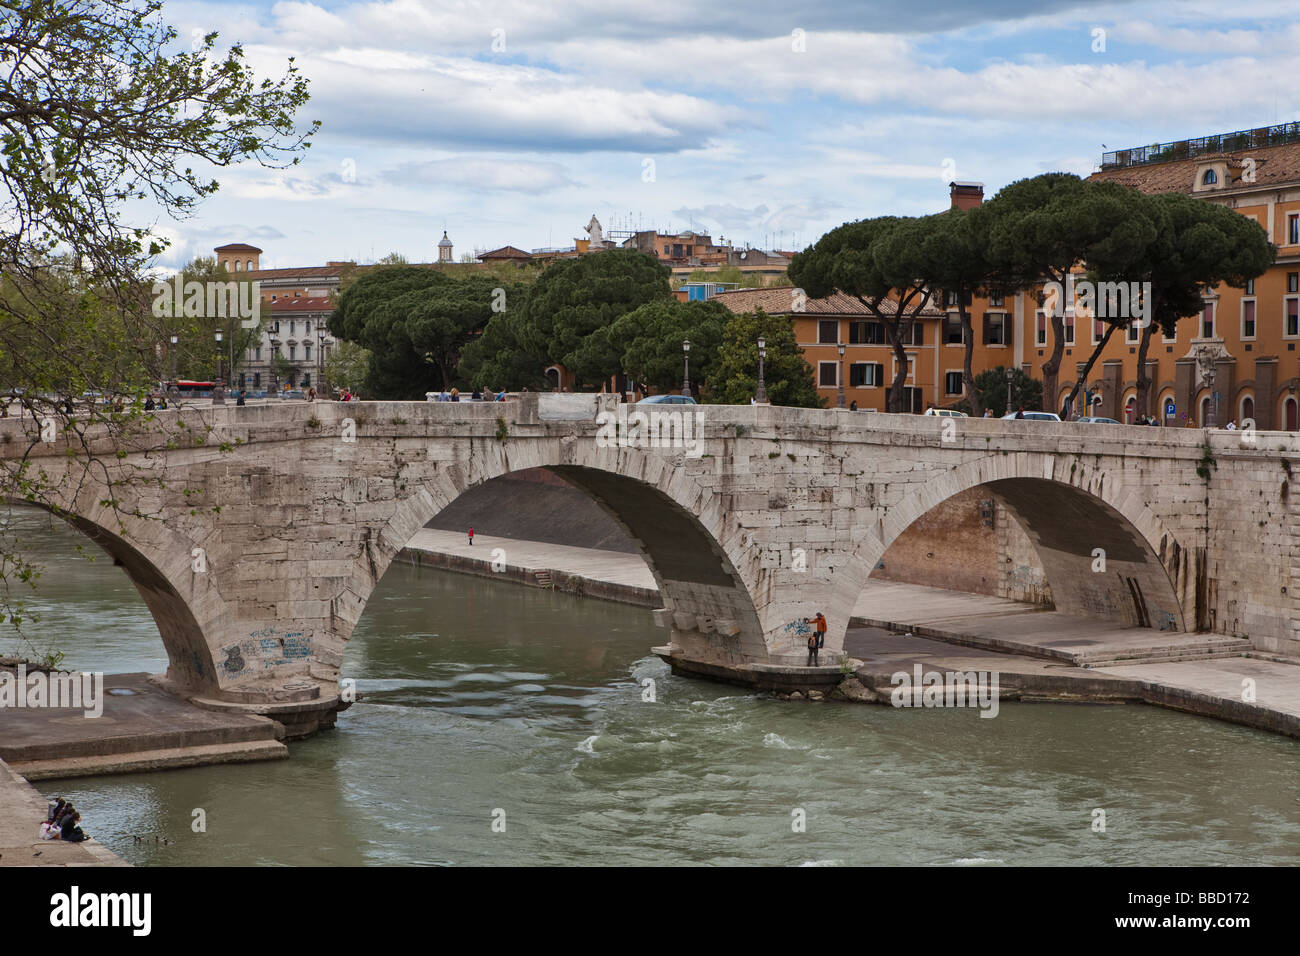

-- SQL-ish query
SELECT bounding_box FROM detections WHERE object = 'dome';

[438,231,453,247]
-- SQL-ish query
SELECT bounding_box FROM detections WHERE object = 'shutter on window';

[1003,313,1012,348]
[981,312,991,344]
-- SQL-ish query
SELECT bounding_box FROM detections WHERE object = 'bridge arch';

[342,440,765,675]
[846,452,1190,650]
[3,498,228,692]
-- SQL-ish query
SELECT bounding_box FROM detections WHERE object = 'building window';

[288,344,296,360]
[944,315,964,345]
[1246,278,1255,295]
[893,355,915,381]
[1064,311,1075,346]
[253,373,261,388]
[983,312,1007,346]
[1290,273,1299,294]
[1286,297,1299,337]
[246,259,253,271]
[302,373,311,387]
[1093,316,1105,344]
[1242,299,1256,339]
[945,371,963,395]
[234,260,241,272]
[1035,310,1047,347]
[305,320,312,334]
[818,361,838,387]
[848,321,885,344]
[1201,301,1215,339]
[909,323,924,346]
[1290,213,1300,245]
[271,321,280,333]
[818,320,839,344]
[1163,319,1177,343]
[850,362,883,387]
[1126,320,1140,343]
[989,292,1004,308]
[304,343,312,360]
[289,320,295,335]
[271,294,277,301]
[1202,169,1217,185]
[253,348,261,362]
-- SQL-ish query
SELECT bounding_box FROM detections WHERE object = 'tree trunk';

[887,321,908,413]
[1134,319,1157,422]
[1061,321,1119,416]
[1038,269,1069,413]
[958,299,979,416]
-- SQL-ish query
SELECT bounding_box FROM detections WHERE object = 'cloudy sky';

[144,0,1300,271]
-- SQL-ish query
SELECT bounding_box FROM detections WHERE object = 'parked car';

[1076,416,1120,424]
[1002,411,1062,422]
[923,408,968,418]
[638,394,697,405]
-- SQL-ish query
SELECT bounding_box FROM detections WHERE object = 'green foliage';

[709,308,824,408]
[520,249,672,385]
[328,268,528,398]
[574,298,730,396]
[962,366,1042,417]
[0,0,316,645]
[323,339,370,392]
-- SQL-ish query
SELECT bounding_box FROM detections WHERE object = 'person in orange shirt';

[805,612,828,665]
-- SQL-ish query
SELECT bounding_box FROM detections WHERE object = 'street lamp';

[1005,367,1014,415]
[836,342,846,409]
[755,335,768,405]
[213,330,225,404]
[681,338,691,397]
[215,330,224,385]
[317,330,327,393]
[270,337,281,398]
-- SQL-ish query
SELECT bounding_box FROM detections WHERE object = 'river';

[4,505,1299,866]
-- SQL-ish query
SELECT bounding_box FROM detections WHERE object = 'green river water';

[4,506,1299,866]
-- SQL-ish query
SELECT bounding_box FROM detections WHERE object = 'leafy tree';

[790,216,939,412]
[1125,192,1274,416]
[983,174,1144,412]
[964,366,1042,418]
[901,208,993,416]
[710,308,823,407]
[323,339,370,393]
[520,248,671,385]
[328,266,501,398]
[0,0,315,648]
[574,299,730,396]
[460,309,549,391]
[158,256,264,383]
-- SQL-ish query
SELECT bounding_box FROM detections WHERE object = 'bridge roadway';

[1,392,1296,733]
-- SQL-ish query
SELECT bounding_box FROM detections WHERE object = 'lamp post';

[1005,367,1014,415]
[270,337,281,398]
[836,342,846,409]
[169,333,178,385]
[681,338,691,397]
[318,330,327,394]
[213,330,225,404]
[755,335,768,405]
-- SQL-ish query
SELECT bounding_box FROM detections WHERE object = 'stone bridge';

[6,394,1298,732]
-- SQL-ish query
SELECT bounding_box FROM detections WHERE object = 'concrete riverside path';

[399,530,1300,738]
[0,758,126,867]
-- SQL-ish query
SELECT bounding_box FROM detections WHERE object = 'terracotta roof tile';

[712,286,945,317]
[1089,140,1300,193]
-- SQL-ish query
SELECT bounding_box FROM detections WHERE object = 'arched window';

[1241,395,1255,427]
[234,260,241,272]
[1285,397,1298,431]
[1202,169,1218,185]
[1199,394,1211,427]
[1124,395,1137,423]
[247,259,254,271]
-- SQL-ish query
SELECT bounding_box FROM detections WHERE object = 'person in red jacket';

[467,526,474,547]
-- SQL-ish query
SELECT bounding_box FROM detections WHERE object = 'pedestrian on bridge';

[467,526,474,547]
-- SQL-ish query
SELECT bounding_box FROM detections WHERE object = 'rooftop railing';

[1101,122,1300,169]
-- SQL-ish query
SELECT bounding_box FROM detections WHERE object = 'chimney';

[949,181,985,211]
